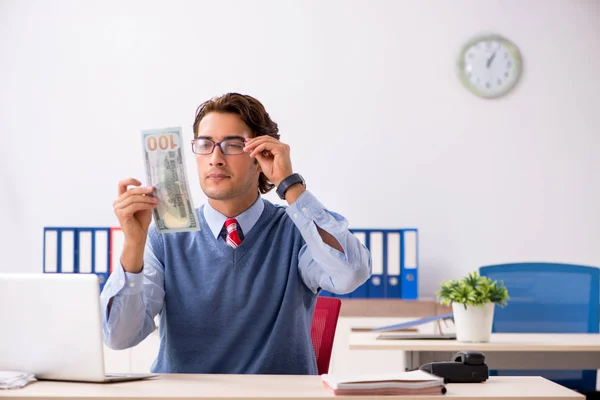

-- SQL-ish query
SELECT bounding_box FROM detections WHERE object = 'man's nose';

[208,145,226,166]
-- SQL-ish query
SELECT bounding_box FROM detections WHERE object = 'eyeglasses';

[190,138,246,155]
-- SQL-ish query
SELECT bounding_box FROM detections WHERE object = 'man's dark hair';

[193,93,280,194]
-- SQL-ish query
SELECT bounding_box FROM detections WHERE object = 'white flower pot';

[452,303,495,342]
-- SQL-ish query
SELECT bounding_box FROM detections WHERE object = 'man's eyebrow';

[197,135,246,141]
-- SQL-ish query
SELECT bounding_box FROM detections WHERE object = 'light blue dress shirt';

[101,190,372,348]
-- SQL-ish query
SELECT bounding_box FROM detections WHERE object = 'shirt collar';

[203,195,265,239]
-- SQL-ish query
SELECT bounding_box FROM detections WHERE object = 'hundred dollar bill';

[141,127,200,233]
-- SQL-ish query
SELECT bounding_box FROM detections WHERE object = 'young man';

[101,93,371,375]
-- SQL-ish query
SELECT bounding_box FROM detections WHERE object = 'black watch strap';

[276,173,305,200]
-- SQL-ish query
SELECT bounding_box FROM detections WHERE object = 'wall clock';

[458,34,522,99]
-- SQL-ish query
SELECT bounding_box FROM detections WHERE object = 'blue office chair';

[479,262,599,393]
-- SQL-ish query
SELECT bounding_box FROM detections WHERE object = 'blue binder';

[347,228,419,299]
[89,228,111,291]
[43,227,76,274]
[350,229,405,298]
[365,230,385,298]
[384,231,402,298]
[43,227,111,291]
[400,229,419,299]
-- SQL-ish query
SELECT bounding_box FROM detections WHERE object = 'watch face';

[458,34,522,99]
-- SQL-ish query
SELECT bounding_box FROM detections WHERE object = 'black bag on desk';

[419,350,489,383]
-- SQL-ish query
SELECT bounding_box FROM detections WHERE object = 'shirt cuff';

[286,190,327,228]
[112,263,145,296]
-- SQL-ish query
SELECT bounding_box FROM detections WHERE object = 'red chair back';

[310,296,342,375]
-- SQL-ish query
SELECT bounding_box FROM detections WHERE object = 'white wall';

[1,0,599,297]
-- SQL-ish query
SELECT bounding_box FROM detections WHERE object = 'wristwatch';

[276,173,306,200]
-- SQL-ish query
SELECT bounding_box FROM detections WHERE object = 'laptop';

[0,273,157,383]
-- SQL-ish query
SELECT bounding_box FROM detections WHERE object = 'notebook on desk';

[0,273,158,383]
[321,370,447,396]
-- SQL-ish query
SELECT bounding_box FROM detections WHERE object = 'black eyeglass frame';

[190,138,246,155]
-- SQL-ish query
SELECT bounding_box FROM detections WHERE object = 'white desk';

[349,332,600,371]
[0,374,584,399]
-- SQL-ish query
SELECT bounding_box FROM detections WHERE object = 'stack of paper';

[321,370,446,396]
[0,371,36,390]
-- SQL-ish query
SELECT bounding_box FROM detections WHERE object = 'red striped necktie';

[224,218,242,248]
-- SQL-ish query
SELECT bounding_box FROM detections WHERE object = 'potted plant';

[436,271,509,342]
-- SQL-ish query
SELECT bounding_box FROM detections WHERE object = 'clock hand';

[486,50,498,68]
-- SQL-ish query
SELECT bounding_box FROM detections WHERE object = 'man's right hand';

[113,178,158,273]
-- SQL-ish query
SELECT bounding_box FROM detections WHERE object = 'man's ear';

[254,158,262,173]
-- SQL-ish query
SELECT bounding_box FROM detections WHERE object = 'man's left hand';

[244,136,293,186]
